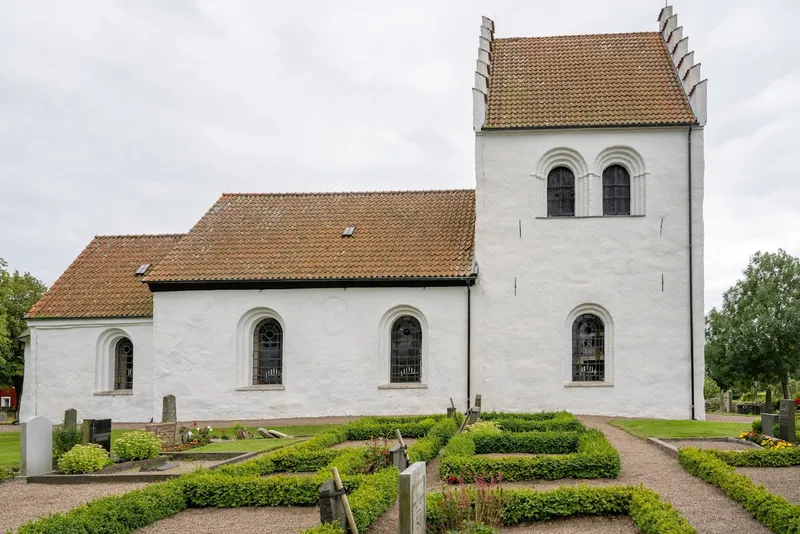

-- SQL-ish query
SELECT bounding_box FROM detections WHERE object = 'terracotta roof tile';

[485,32,696,128]
[145,190,476,282]
[26,234,182,319]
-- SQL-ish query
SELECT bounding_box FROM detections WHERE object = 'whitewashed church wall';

[21,318,155,423]
[152,287,469,421]
[472,126,705,420]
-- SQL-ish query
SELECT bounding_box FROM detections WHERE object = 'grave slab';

[21,416,53,477]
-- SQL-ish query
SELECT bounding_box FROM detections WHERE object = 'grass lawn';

[0,433,19,469]
[191,437,301,453]
[610,418,753,438]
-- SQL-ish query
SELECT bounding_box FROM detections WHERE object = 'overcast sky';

[1,1,797,311]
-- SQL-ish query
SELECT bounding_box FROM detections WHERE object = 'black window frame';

[547,166,576,217]
[253,318,283,385]
[390,315,422,384]
[571,314,605,382]
[602,164,631,216]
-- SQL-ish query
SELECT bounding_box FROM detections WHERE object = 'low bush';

[707,445,800,467]
[466,421,502,435]
[17,479,187,533]
[472,431,579,455]
[303,523,346,534]
[482,411,570,422]
[347,467,400,531]
[52,425,83,463]
[0,467,18,483]
[427,485,694,534]
[679,447,800,532]
[182,471,329,507]
[345,415,444,440]
[439,430,619,482]
[113,430,163,461]
[57,444,112,474]
[408,418,459,463]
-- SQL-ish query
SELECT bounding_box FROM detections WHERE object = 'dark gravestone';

[83,418,112,452]
[318,479,347,530]
[64,408,77,430]
[447,407,457,419]
[779,400,796,443]
[762,413,780,437]
[390,445,408,471]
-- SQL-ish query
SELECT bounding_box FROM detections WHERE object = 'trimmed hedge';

[17,479,187,533]
[472,431,579,455]
[408,418,459,463]
[426,485,694,534]
[439,430,619,482]
[482,411,573,422]
[707,446,800,468]
[345,415,444,440]
[679,447,800,532]
[491,417,584,433]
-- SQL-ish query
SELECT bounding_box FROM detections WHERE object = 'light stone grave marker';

[400,462,426,534]
[162,394,177,423]
[21,415,53,476]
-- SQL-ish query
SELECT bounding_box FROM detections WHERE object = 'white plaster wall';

[473,126,705,420]
[21,318,156,423]
[152,287,468,420]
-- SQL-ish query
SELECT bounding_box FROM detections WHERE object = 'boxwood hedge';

[439,429,619,482]
[426,485,694,534]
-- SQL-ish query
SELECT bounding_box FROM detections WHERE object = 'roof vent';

[135,264,151,276]
[342,226,355,237]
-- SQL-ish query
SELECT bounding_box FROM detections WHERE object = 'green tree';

[705,249,800,401]
[0,259,47,419]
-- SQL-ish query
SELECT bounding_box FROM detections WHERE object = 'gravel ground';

[580,416,770,534]
[500,515,639,533]
[705,414,759,423]
[1,480,148,533]
[136,507,321,533]
[665,439,755,451]
[737,466,800,504]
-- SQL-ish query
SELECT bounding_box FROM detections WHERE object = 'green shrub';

[466,421,502,435]
[708,445,800,467]
[113,430,163,461]
[345,415,443,440]
[0,467,18,483]
[439,430,619,482]
[52,426,83,463]
[679,447,800,532]
[472,431,579,455]
[408,418,459,463]
[302,523,346,534]
[57,444,112,474]
[348,467,399,531]
[447,522,498,534]
[482,411,569,422]
[182,471,327,507]
[427,485,695,533]
[488,414,584,433]
[17,480,187,533]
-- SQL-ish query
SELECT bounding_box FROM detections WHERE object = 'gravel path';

[1,480,148,533]
[580,416,770,534]
[500,515,639,533]
[737,466,800,504]
[136,507,321,533]
[665,439,754,451]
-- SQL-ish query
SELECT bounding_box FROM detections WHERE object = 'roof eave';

[147,275,478,291]
[480,120,698,132]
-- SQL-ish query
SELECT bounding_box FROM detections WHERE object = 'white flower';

[187,431,193,437]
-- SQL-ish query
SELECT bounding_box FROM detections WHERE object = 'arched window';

[114,337,133,390]
[547,166,575,217]
[572,314,605,382]
[253,318,283,385]
[390,316,422,383]
[602,164,631,216]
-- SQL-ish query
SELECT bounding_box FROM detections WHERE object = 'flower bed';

[439,412,619,483]
[738,431,793,450]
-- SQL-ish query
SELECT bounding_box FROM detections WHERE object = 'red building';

[0,387,17,410]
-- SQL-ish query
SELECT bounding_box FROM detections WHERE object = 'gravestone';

[145,422,178,446]
[318,479,347,530]
[724,391,734,413]
[63,408,77,429]
[468,394,482,424]
[82,418,112,452]
[21,416,53,476]
[162,395,177,423]
[779,399,796,443]
[390,444,408,471]
[257,428,274,439]
[447,407,457,419]
[718,391,725,412]
[761,413,780,438]
[399,462,426,534]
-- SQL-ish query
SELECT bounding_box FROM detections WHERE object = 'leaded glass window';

[253,318,283,385]
[603,164,631,216]
[114,337,133,390]
[547,166,575,217]
[572,314,605,382]
[390,316,422,383]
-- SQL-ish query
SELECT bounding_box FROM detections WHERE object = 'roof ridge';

[495,30,659,41]
[93,233,185,239]
[221,189,475,197]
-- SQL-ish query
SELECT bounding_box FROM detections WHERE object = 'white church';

[22,6,707,423]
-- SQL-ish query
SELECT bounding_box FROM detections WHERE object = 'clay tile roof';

[485,32,696,129]
[26,234,183,319]
[145,190,476,283]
